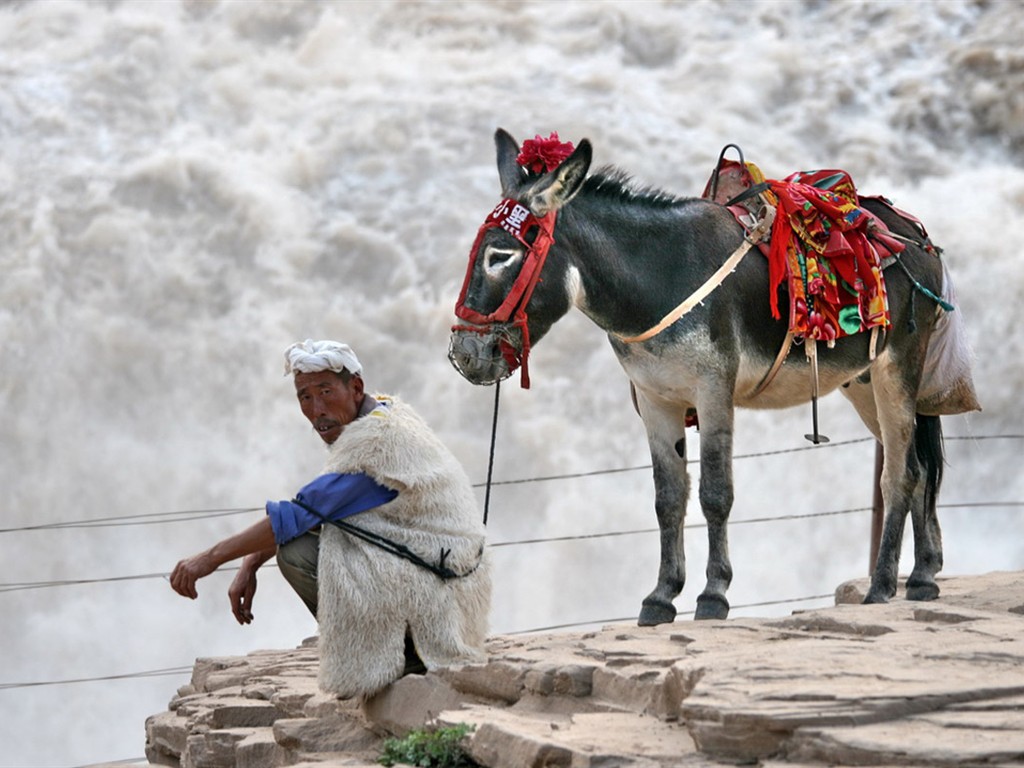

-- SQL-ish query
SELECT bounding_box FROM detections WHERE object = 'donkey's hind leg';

[905,414,944,601]
[636,396,691,626]
[842,380,944,602]
[863,356,922,604]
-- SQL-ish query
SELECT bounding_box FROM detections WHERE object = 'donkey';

[450,129,976,624]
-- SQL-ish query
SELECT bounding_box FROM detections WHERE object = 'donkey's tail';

[914,413,944,509]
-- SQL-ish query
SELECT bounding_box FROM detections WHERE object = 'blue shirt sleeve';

[266,472,399,546]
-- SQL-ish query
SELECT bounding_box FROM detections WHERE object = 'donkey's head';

[449,129,592,388]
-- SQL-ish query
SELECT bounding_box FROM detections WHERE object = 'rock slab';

[142,571,1024,767]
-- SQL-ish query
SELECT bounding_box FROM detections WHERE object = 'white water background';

[1,1,1023,765]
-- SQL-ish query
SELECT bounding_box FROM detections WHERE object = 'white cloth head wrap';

[283,339,363,376]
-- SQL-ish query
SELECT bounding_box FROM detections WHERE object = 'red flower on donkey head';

[517,132,576,174]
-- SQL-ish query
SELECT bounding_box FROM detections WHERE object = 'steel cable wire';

[0,666,195,691]
[1,502,1020,593]
[0,434,1017,535]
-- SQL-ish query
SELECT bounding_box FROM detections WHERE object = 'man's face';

[294,370,364,445]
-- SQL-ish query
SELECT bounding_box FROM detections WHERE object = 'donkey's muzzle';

[448,325,519,385]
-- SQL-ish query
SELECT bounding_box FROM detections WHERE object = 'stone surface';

[140,571,1024,767]
[363,674,467,737]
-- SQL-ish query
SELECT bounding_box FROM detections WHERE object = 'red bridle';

[452,198,557,388]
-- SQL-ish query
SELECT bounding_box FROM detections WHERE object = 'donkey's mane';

[583,166,691,209]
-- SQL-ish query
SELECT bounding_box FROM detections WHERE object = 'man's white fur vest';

[316,395,491,698]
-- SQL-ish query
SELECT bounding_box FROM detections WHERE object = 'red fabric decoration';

[763,170,894,342]
[516,132,575,174]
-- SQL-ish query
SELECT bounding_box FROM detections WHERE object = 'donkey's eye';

[484,246,521,277]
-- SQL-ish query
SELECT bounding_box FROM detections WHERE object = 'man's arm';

[267,472,398,546]
[227,546,276,625]
[170,517,277,599]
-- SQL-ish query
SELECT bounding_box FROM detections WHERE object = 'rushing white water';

[1,1,1022,764]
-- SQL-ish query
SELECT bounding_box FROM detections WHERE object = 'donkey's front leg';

[694,407,735,620]
[637,405,690,626]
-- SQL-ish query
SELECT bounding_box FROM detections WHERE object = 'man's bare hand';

[168,519,275,615]
[170,552,216,599]
[229,560,259,625]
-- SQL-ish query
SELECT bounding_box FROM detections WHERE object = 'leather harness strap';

[616,206,776,345]
[746,272,890,402]
[745,331,795,399]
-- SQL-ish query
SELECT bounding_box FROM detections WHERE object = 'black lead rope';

[483,379,501,526]
[290,497,475,582]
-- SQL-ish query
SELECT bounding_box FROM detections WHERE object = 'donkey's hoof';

[694,593,730,620]
[638,599,676,626]
[862,589,890,605]
[906,580,940,602]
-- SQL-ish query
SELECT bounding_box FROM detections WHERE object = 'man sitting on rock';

[170,339,491,698]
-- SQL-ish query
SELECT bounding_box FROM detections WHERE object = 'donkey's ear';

[495,128,525,196]
[524,139,592,217]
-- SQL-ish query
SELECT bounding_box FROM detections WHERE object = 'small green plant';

[378,722,478,768]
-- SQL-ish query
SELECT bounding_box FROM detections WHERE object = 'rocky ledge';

[142,572,1024,767]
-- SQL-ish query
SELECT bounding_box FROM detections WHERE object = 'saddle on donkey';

[702,146,980,417]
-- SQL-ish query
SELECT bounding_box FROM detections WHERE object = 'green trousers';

[276,530,320,617]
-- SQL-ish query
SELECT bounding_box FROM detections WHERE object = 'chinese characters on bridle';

[450,198,556,388]
[450,132,574,389]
